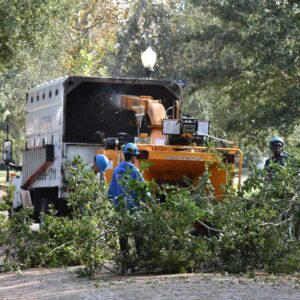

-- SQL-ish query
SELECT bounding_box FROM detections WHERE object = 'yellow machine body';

[95,93,242,197]
[97,145,242,198]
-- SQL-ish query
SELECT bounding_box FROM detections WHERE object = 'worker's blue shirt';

[108,161,144,209]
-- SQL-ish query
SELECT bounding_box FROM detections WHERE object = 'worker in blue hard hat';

[108,142,144,261]
[264,137,289,168]
[94,154,110,185]
[108,143,144,208]
[95,154,110,172]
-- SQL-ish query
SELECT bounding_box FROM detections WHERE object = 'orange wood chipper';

[96,92,242,197]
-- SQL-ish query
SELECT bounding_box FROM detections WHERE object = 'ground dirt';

[0,266,299,300]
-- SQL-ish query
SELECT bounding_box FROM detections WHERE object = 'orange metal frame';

[97,145,243,198]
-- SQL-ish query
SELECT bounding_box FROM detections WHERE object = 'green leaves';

[185,0,300,143]
[112,182,210,273]
[0,0,69,72]
[1,154,299,275]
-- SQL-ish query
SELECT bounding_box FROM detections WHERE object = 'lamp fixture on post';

[141,47,157,79]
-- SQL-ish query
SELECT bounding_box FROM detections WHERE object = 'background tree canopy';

[0,0,299,161]
[184,0,300,146]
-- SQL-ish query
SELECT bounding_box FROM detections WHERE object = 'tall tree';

[110,0,187,79]
[0,0,71,162]
[0,0,69,73]
[184,0,300,145]
[61,0,124,76]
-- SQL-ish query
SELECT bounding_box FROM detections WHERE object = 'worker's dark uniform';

[264,153,289,168]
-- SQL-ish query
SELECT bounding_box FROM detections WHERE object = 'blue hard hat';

[269,137,284,150]
[95,154,109,172]
[122,143,139,155]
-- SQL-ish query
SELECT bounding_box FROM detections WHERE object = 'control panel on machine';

[162,118,210,136]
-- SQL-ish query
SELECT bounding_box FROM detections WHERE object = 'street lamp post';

[5,120,9,182]
[141,47,157,79]
[4,110,11,182]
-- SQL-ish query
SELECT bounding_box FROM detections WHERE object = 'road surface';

[0,267,299,300]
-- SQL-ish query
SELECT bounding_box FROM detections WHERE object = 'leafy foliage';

[0,0,72,163]
[111,180,212,273]
[0,0,126,162]
[2,158,115,276]
[61,0,124,76]
[110,0,187,79]
[184,0,300,144]
[0,214,9,246]
[204,152,300,273]
[0,0,299,153]
[1,155,299,275]
[0,0,69,73]
[0,186,13,211]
